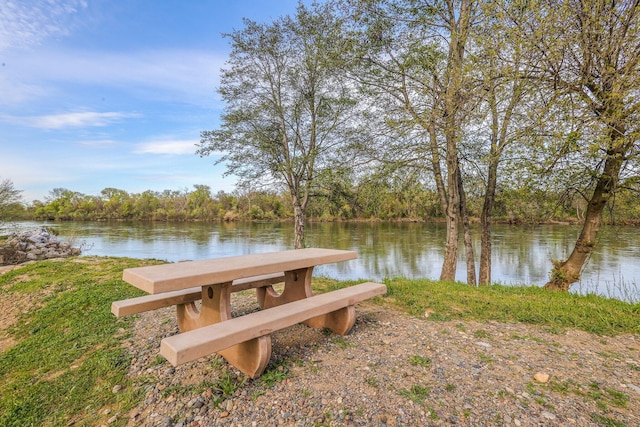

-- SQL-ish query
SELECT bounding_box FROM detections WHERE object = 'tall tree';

[511,0,640,290]
[199,2,359,249]
[469,1,541,285]
[438,0,478,283]
[345,0,479,283]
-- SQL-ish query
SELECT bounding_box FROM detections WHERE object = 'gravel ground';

[113,292,640,427]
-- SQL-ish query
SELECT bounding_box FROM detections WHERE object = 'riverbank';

[1,257,639,426]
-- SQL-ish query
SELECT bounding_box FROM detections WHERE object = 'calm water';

[4,220,640,301]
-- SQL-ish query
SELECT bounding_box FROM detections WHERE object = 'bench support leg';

[218,335,272,379]
[305,305,356,335]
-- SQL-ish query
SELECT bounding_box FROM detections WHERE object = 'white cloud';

[36,111,139,129]
[0,0,87,51]
[1,111,139,129]
[134,140,198,155]
[2,47,224,107]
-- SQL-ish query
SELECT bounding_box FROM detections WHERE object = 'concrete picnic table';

[112,248,386,377]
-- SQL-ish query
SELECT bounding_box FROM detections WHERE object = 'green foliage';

[22,177,640,224]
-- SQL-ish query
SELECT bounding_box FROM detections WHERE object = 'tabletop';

[122,248,358,294]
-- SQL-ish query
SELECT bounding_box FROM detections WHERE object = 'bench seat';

[112,272,285,317]
[160,282,386,368]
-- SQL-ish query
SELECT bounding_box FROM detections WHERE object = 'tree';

[468,0,542,285]
[199,2,360,248]
[100,188,132,219]
[510,0,640,290]
[0,178,23,221]
[345,0,480,283]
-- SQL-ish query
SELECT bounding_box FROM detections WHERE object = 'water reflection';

[5,220,639,301]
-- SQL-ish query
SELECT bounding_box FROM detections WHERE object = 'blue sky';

[0,0,304,203]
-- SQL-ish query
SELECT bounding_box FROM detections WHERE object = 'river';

[3,220,639,302]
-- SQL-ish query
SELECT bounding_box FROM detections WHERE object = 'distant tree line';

[4,180,637,225]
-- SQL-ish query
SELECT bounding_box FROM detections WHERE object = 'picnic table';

[112,248,386,378]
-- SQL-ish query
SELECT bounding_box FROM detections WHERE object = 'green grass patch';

[398,384,430,405]
[258,363,292,388]
[590,413,627,427]
[408,354,432,368]
[0,257,162,427]
[375,277,640,336]
[332,336,355,349]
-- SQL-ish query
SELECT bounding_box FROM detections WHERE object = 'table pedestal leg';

[176,282,232,332]
[176,282,272,377]
[256,268,313,308]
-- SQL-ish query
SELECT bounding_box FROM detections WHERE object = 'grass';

[408,354,432,368]
[1,258,639,425]
[0,257,163,427]
[397,384,430,404]
[314,276,640,336]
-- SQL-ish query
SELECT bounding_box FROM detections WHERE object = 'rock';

[625,383,640,394]
[0,228,81,265]
[534,372,550,383]
[112,385,123,394]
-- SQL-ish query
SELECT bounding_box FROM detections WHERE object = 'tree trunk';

[479,170,496,285]
[429,119,448,214]
[480,90,500,286]
[293,201,306,249]
[544,142,624,291]
[439,0,472,282]
[458,165,476,286]
[440,151,460,282]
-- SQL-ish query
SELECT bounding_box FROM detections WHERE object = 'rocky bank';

[0,227,81,265]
